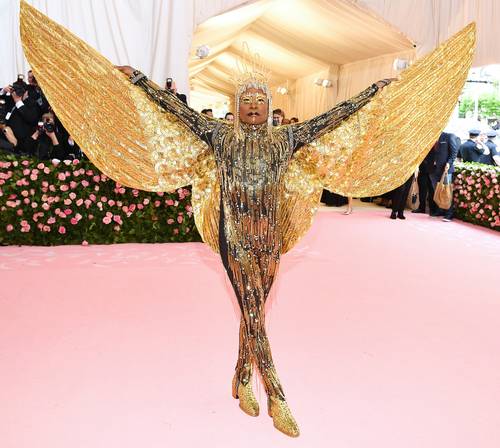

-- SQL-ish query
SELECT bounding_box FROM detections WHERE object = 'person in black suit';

[27,70,50,116]
[459,129,486,162]
[480,131,499,166]
[412,144,437,215]
[429,132,459,221]
[390,173,415,219]
[1,82,38,154]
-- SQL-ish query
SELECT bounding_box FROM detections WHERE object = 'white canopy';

[2,0,499,118]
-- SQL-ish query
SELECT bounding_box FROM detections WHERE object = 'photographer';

[1,80,38,154]
[27,70,50,115]
[163,77,187,105]
[0,102,18,153]
[24,112,62,159]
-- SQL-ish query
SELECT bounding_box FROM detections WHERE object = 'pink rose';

[16,209,23,216]
[84,199,92,208]
[64,199,72,205]
[70,217,78,225]
[72,159,79,165]
[43,225,51,232]
[101,196,108,203]
[113,225,121,232]
[88,214,94,220]
[132,189,139,197]
[93,175,101,183]
[42,203,50,211]
[89,194,96,202]
[64,209,72,215]
[60,185,69,192]
[173,228,179,235]
[47,217,56,224]
[22,160,30,166]
[37,162,45,169]
[44,167,50,174]
[81,240,89,246]
[81,180,89,187]
[154,200,161,207]
[137,204,144,210]
[102,216,112,224]
[58,173,66,181]
[58,226,66,234]
[167,218,174,224]
[128,204,136,212]
[23,198,30,205]
[76,199,83,206]
[113,215,123,225]
[122,206,129,213]
[6,224,13,232]
[69,181,77,189]
[107,199,115,207]
[177,215,184,224]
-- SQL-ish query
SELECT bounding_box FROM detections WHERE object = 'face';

[225,113,234,122]
[42,114,54,125]
[28,71,36,86]
[239,87,268,125]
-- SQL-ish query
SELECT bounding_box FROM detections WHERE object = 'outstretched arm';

[291,79,392,151]
[116,66,220,147]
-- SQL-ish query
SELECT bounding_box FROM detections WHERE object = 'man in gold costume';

[20,0,475,438]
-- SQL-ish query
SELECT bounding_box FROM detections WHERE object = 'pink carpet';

[1,207,499,447]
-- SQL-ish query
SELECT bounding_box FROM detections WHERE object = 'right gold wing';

[20,0,209,192]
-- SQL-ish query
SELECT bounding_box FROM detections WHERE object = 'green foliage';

[459,93,500,118]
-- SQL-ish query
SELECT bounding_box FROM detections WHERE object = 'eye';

[241,97,251,104]
[257,98,266,104]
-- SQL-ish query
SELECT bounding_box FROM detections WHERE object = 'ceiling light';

[196,45,210,59]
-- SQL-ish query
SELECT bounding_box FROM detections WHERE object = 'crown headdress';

[232,42,273,139]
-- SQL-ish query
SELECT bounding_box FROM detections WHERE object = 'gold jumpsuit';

[134,77,378,416]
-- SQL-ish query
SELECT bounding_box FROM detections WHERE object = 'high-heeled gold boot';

[268,396,300,437]
[232,372,259,417]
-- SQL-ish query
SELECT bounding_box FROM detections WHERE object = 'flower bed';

[454,162,500,231]
[0,156,202,245]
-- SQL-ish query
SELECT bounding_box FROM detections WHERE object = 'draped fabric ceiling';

[189,0,416,117]
[2,0,500,118]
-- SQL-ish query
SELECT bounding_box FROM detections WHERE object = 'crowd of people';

[201,106,299,125]
[0,71,82,160]
[342,129,499,222]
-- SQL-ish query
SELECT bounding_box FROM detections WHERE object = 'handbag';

[433,168,452,209]
[406,175,420,210]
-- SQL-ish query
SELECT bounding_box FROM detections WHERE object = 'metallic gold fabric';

[20,1,209,193]
[300,23,476,198]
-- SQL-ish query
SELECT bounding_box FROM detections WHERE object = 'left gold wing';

[279,23,476,254]
[20,0,209,193]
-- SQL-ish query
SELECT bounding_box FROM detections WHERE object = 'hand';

[3,126,17,146]
[2,85,13,94]
[46,131,59,145]
[114,65,136,77]
[375,78,398,89]
[444,163,450,171]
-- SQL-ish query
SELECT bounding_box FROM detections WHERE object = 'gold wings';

[301,23,476,198]
[20,1,209,193]
[278,23,475,253]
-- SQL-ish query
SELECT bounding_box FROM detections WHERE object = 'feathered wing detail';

[300,23,476,198]
[279,23,475,254]
[191,152,220,253]
[20,1,209,192]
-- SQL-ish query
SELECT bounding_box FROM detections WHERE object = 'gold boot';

[232,373,259,417]
[268,396,300,437]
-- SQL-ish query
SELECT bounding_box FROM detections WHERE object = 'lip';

[247,112,260,117]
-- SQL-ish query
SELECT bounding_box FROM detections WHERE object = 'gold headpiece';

[232,42,273,139]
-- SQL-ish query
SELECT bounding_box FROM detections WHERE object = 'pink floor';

[1,207,499,447]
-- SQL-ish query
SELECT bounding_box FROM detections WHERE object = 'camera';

[17,74,24,83]
[166,77,173,90]
[38,120,54,133]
